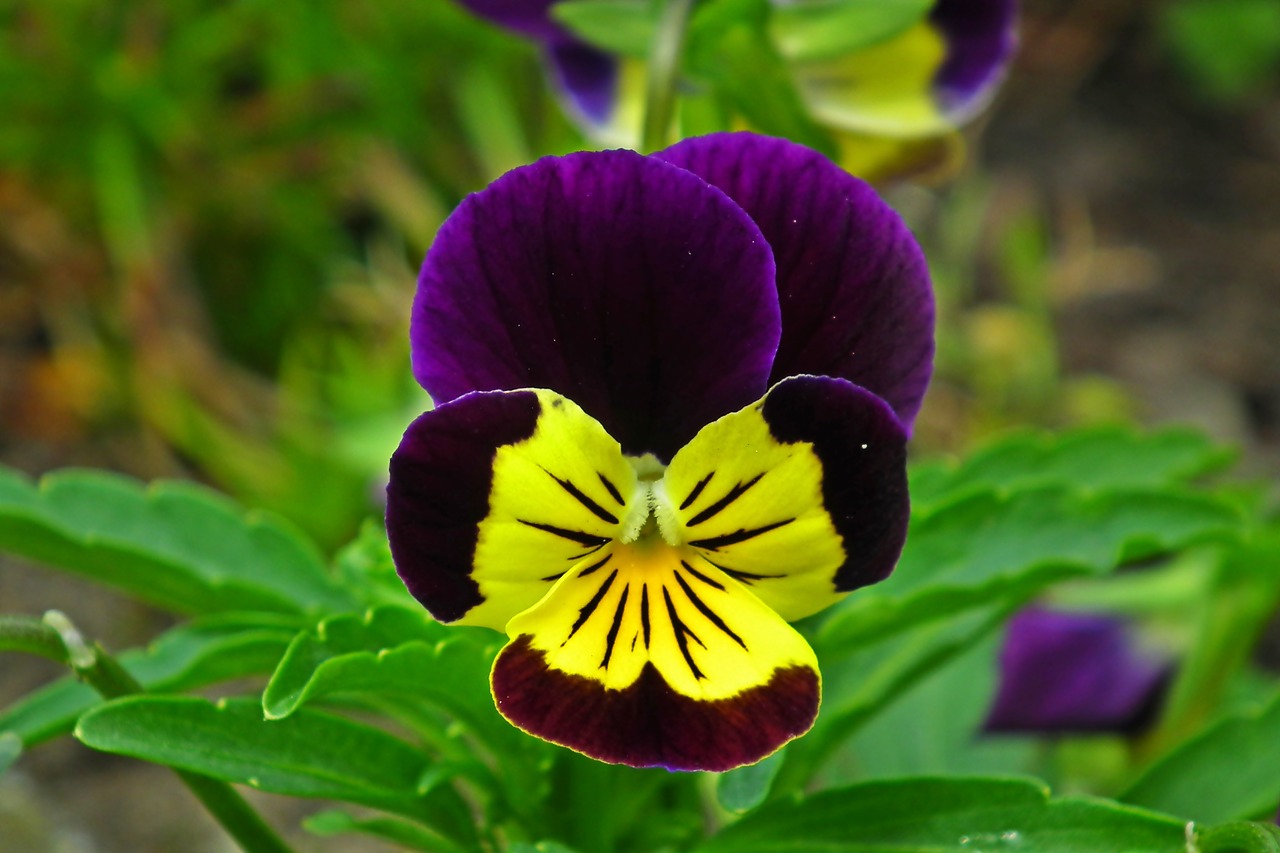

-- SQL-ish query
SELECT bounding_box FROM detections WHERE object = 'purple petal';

[413,149,780,461]
[386,391,542,623]
[984,607,1172,735]
[656,132,935,432]
[931,0,1019,121]
[547,43,619,127]
[454,0,570,43]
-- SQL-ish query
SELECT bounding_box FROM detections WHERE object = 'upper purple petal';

[413,149,780,461]
[984,607,1172,735]
[656,132,935,431]
[454,0,571,43]
[547,42,619,127]
[931,0,1019,119]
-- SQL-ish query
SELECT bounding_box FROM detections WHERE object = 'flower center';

[618,454,682,547]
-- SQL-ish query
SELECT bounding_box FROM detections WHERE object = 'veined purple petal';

[657,132,934,431]
[931,0,1019,121]
[984,607,1172,735]
[413,149,780,461]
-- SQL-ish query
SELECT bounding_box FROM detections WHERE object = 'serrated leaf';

[1122,691,1280,823]
[77,696,432,813]
[0,467,353,616]
[910,427,1233,511]
[304,809,467,853]
[770,0,932,63]
[818,486,1240,653]
[696,777,1187,853]
[0,613,296,747]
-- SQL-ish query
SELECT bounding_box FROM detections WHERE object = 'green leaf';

[0,467,354,616]
[1160,0,1280,101]
[818,485,1240,653]
[1122,691,1280,823]
[332,520,416,609]
[696,777,1187,853]
[770,0,932,63]
[0,731,21,774]
[304,809,468,853]
[76,696,443,819]
[717,751,786,813]
[551,0,657,59]
[687,1,837,158]
[910,426,1234,511]
[509,844,582,853]
[0,613,297,748]
[1194,822,1280,853]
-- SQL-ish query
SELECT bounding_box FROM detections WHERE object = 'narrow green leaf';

[1,613,296,747]
[551,0,657,59]
[0,467,353,616]
[818,486,1240,652]
[1122,691,1280,823]
[717,751,785,813]
[697,777,1187,853]
[304,809,467,853]
[0,731,21,774]
[770,0,932,62]
[76,696,431,813]
[910,427,1233,511]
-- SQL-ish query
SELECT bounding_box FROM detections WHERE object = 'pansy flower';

[984,607,1173,735]
[452,0,1017,179]
[387,132,934,771]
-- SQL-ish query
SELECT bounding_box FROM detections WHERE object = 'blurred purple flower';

[985,606,1173,735]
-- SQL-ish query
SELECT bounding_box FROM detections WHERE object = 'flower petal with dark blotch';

[657,133,934,431]
[661,375,910,620]
[388,389,639,629]
[984,607,1172,735]
[413,149,780,461]
[493,544,820,771]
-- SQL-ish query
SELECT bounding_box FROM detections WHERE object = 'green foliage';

[305,809,470,853]
[552,0,659,59]
[1160,0,1280,101]
[696,777,1187,853]
[1122,691,1280,823]
[769,0,932,62]
[0,466,353,616]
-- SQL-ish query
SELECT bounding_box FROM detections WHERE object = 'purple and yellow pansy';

[453,0,1017,178]
[386,131,934,771]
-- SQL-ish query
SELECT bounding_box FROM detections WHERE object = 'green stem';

[641,0,697,151]
[0,612,296,853]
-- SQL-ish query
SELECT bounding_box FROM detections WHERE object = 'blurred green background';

[1,0,1279,848]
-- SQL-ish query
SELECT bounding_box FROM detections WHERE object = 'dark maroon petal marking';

[600,584,631,668]
[493,636,820,772]
[686,474,764,526]
[565,569,618,644]
[761,376,910,592]
[679,472,714,511]
[640,584,651,649]
[578,553,613,578]
[984,607,1172,735]
[679,560,725,591]
[657,132,934,432]
[413,148,780,460]
[930,0,1018,119]
[663,587,706,680]
[545,470,619,525]
[688,519,794,551]
[386,391,541,623]
[672,571,747,650]
[517,520,611,548]
[596,473,626,508]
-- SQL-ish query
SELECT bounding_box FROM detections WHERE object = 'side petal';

[789,0,1017,136]
[546,42,619,129]
[656,132,934,431]
[492,542,820,771]
[413,148,780,461]
[660,376,909,622]
[387,389,638,629]
[453,0,570,43]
